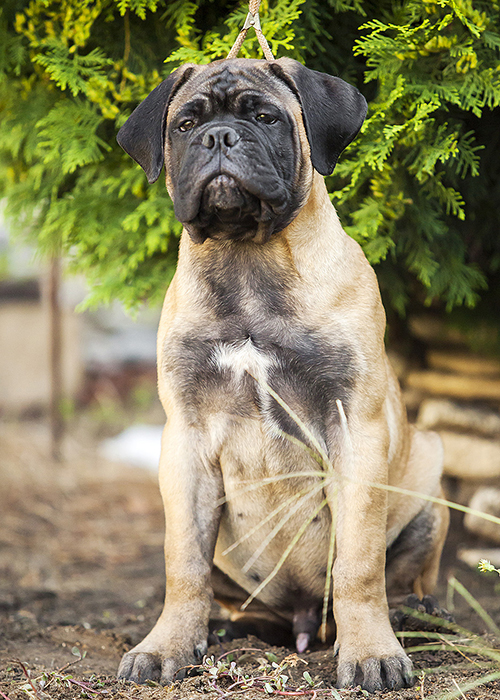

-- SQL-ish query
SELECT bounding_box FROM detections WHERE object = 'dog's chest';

[170,318,355,444]
[164,247,357,441]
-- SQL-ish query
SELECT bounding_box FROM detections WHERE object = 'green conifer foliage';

[0,0,499,314]
[334,0,500,315]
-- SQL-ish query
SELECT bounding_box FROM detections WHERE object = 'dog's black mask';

[168,67,304,243]
[117,59,367,244]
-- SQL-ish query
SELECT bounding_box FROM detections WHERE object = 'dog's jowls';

[116,57,449,692]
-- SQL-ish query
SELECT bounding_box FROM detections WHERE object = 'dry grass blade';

[225,375,500,643]
[242,480,327,574]
[218,467,500,535]
[216,471,328,507]
[448,576,500,638]
[396,609,474,639]
[222,471,500,525]
[275,429,330,468]
[222,491,303,556]
[443,636,484,668]
[257,379,500,530]
[419,671,426,700]
[352,479,500,528]
[321,484,337,643]
[250,374,331,469]
[404,641,500,661]
[451,677,467,699]
[216,465,500,536]
[425,671,500,700]
[396,610,500,664]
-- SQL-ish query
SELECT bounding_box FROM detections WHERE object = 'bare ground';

[1,420,500,699]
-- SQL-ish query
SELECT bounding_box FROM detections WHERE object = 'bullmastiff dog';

[116,57,449,692]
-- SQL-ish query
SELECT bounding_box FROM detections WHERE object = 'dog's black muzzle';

[172,121,293,244]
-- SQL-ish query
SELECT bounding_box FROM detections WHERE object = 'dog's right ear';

[117,65,196,184]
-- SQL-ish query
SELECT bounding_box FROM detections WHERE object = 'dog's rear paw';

[390,593,454,633]
[337,654,414,692]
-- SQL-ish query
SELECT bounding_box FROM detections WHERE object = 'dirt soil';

[2,420,500,699]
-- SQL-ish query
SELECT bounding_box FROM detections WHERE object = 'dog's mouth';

[203,174,257,224]
[183,173,277,244]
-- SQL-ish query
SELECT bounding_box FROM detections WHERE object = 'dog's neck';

[172,169,364,324]
[284,171,344,246]
[178,170,346,261]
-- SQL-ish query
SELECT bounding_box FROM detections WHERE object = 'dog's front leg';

[118,419,223,685]
[330,415,413,692]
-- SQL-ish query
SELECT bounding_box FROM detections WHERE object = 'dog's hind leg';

[386,496,450,631]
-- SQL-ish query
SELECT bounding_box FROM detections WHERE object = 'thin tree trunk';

[48,256,63,462]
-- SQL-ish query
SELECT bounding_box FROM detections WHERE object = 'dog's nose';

[202,126,240,150]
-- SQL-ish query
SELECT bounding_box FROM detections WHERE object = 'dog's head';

[117,58,367,244]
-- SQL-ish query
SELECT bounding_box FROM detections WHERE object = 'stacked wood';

[407,372,500,401]
[417,399,500,438]
[464,488,500,544]
[400,316,500,555]
[417,401,500,480]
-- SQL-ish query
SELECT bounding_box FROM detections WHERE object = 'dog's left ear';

[270,58,367,177]
[117,64,196,183]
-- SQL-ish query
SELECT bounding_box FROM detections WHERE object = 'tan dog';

[116,57,449,692]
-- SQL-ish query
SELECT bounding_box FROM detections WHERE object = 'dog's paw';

[336,653,414,692]
[335,626,414,693]
[118,652,163,684]
[390,593,454,633]
[118,641,207,685]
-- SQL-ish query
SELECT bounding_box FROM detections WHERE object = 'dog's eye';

[256,113,277,125]
[179,119,196,132]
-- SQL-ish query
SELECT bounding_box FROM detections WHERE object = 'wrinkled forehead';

[168,60,300,122]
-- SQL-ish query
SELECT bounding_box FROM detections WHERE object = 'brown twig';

[217,647,273,662]
[13,659,42,699]
[31,650,87,692]
[12,656,107,697]
[62,678,107,694]
[55,655,87,675]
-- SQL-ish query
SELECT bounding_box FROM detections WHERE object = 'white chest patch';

[212,338,274,386]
